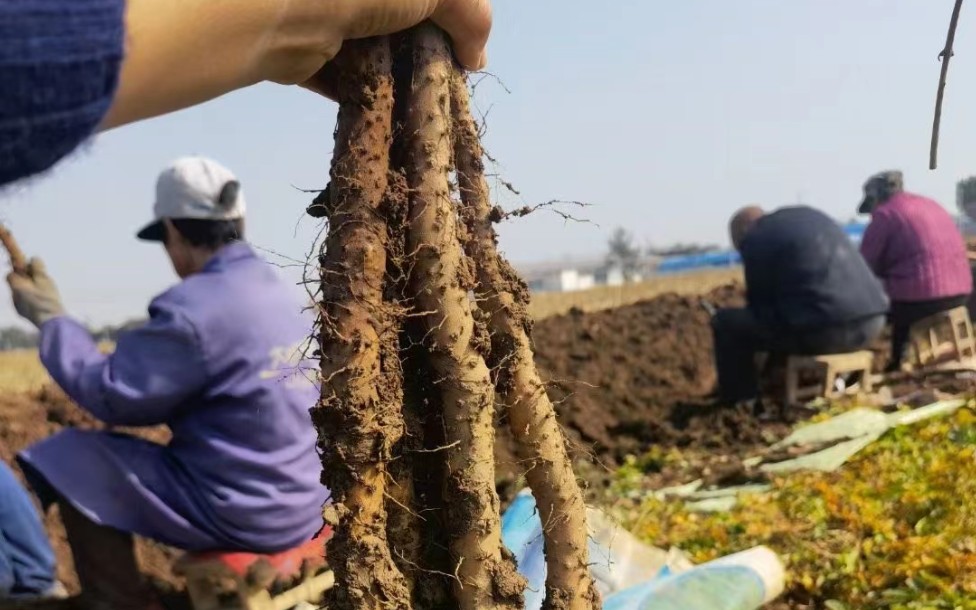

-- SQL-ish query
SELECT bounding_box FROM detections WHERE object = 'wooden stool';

[785,351,874,406]
[175,529,334,610]
[907,306,976,369]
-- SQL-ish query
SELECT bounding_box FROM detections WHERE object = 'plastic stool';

[175,528,334,610]
[785,351,874,406]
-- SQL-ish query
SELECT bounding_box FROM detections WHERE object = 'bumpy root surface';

[449,74,601,610]
[401,23,525,610]
[311,37,413,610]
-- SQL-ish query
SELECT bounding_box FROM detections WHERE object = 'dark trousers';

[59,501,156,610]
[712,308,886,403]
[17,460,156,610]
[889,294,970,368]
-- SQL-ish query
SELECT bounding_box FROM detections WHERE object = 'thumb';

[432,0,492,71]
[28,257,47,277]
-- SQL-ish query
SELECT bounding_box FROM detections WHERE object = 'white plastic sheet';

[501,491,783,610]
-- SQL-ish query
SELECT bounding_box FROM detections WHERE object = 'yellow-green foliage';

[613,408,976,609]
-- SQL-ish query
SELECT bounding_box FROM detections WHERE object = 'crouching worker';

[7,157,329,610]
[712,205,889,405]
[0,461,65,602]
[858,171,973,369]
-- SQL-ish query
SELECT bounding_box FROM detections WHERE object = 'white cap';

[137,156,247,241]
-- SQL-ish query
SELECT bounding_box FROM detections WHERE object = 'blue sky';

[2,1,975,326]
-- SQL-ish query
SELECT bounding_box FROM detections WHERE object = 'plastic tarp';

[603,547,784,610]
[654,399,968,512]
[762,399,967,473]
[501,490,689,608]
[501,490,783,610]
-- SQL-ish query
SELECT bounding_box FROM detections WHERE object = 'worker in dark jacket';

[712,205,889,404]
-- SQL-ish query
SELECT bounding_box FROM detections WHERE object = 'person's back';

[712,205,888,404]
[11,158,332,610]
[740,206,888,331]
[860,192,971,302]
[151,242,325,550]
[858,171,974,367]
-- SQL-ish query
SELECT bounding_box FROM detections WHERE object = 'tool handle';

[0,223,28,275]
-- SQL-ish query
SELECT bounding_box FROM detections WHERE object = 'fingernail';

[477,50,488,71]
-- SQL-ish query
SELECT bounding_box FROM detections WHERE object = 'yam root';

[402,24,525,610]
[449,75,601,610]
[383,170,428,603]
[309,37,413,610]
[312,22,592,610]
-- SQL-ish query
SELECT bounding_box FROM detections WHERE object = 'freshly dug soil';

[0,385,181,599]
[494,283,800,499]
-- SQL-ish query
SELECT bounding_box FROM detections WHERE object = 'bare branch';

[930,0,966,170]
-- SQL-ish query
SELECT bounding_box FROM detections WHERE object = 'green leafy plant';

[612,407,976,608]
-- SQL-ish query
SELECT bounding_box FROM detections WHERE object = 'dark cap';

[858,170,904,215]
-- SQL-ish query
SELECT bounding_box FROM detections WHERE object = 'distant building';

[594,264,643,286]
[521,259,646,293]
[526,268,596,293]
[594,265,625,287]
[519,219,870,292]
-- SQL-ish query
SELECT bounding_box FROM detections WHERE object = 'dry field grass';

[0,349,49,393]
[527,268,742,320]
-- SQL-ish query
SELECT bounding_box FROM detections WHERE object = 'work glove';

[6,258,66,328]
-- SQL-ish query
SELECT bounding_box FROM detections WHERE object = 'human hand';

[103,0,491,127]
[341,0,492,70]
[7,258,66,328]
[303,0,491,101]
[268,0,493,94]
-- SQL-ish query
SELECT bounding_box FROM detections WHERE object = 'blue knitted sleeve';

[0,0,125,187]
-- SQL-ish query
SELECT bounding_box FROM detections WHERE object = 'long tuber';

[450,74,601,610]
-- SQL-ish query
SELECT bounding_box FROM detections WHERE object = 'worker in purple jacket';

[8,157,329,610]
[859,170,973,369]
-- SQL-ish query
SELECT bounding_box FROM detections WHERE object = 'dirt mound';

[495,283,798,497]
[0,385,180,597]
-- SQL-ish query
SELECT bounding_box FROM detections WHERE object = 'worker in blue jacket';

[9,157,329,610]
